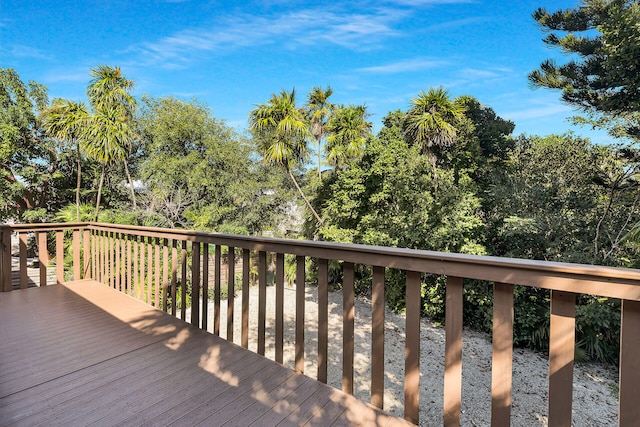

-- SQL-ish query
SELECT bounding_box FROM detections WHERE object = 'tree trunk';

[287,168,323,226]
[76,142,81,221]
[317,137,322,180]
[95,164,105,222]
[123,160,137,209]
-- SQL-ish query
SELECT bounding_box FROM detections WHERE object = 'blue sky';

[1,0,613,142]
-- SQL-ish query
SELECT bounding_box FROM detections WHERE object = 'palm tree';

[305,86,334,179]
[325,105,372,171]
[86,66,137,216]
[249,89,323,225]
[42,99,89,221]
[84,104,136,220]
[403,87,465,169]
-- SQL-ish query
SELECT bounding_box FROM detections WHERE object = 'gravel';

[187,284,618,426]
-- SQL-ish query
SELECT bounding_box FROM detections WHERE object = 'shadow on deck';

[0,280,411,426]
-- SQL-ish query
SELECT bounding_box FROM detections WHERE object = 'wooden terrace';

[2,222,640,426]
[1,280,407,426]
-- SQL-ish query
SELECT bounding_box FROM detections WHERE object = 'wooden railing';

[2,222,640,426]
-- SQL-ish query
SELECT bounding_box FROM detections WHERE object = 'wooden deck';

[0,280,412,427]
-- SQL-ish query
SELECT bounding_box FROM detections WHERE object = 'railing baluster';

[242,248,250,348]
[126,235,132,294]
[154,238,160,307]
[147,237,153,303]
[134,236,140,298]
[191,241,200,327]
[83,229,90,279]
[115,233,121,291]
[214,245,221,335]
[38,232,48,286]
[343,262,355,394]
[549,290,575,427]
[258,250,267,356]
[109,232,115,289]
[139,238,145,299]
[317,258,329,383]
[19,232,27,289]
[171,240,178,316]
[444,276,463,426]
[196,243,204,320]
[371,265,385,409]
[56,231,64,284]
[180,240,187,321]
[619,299,640,426]
[405,270,422,425]
[73,229,80,281]
[275,252,284,364]
[91,230,96,281]
[227,246,234,341]
[491,282,514,426]
[295,255,305,373]
[1,229,10,292]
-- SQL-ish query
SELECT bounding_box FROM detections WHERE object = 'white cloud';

[125,7,405,67]
[388,0,475,4]
[458,68,502,79]
[425,16,488,31]
[503,104,572,121]
[3,44,54,61]
[358,58,448,73]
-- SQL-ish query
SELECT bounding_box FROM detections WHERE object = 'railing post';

[619,299,640,426]
[294,255,305,373]
[343,262,355,394]
[214,245,222,335]
[371,265,385,409]
[19,232,27,289]
[38,232,48,286]
[491,282,514,426]
[56,231,64,284]
[548,290,575,427]
[317,258,329,383]
[257,250,267,355]
[275,252,284,364]
[405,270,421,425]
[1,227,11,292]
[444,275,463,427]
[242,249,250,349]
[226,246,234,341]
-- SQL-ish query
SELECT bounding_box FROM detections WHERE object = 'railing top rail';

[5,222,640,300]
[1,222,90,232]
[87,221,639,275]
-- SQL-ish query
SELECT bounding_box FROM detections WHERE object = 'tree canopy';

[529,0,640,139]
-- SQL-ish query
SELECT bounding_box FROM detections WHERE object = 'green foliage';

[138,96,290,233]
[314,110,485,309]
[0,67,78,221]
[529,0,640,140]
[325,105,372,170]
[403,87,466,167]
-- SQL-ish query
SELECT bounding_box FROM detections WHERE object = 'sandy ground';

[186,285,618,426]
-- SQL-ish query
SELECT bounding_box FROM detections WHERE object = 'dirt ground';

[188,285,618,426]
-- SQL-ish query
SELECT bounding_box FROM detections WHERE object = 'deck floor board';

[0,280,413,426]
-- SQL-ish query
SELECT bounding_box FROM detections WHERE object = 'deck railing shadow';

[2,221,640,426]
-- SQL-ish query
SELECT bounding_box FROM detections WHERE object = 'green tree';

[138,96,290,233]
[305,86,334,178]
[42,99,89,221]
[402,87,465,169]
[529,0,640,139]
[249,89,323,225]
[85,65,137,218]
[0,68,75,221]
[325,105,372,171]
